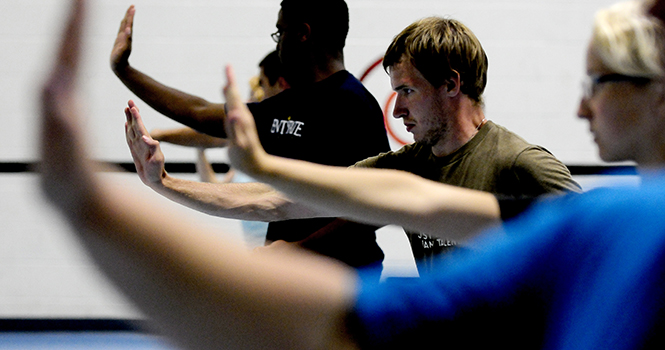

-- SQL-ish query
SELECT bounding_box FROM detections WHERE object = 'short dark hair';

[259,51,284,86]
[280,0,349,54]
[383,17,488,104]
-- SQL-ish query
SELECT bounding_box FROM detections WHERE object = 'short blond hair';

[592,0,665,78]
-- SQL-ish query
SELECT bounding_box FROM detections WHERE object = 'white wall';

[1,0,623,318]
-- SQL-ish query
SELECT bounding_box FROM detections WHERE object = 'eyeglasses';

[271,30,283,43]
[582,73,652,100]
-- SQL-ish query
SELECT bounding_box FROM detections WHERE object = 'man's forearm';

[150,174,323,221]
[152,127,228,148]
[251,156,501,242]
[115,65,228,137]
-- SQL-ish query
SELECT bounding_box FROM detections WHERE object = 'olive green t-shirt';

[353,121,581,274]
[354,121,580,197]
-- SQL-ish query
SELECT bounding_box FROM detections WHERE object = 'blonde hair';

[592,0,665,78]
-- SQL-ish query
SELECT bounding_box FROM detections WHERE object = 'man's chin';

[598,149,627,163]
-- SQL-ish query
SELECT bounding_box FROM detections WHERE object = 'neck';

[637,160,665,174]
[633,137,665,172]
[287,53,345,86]
[313,60,345,82]
[431,99,486,157]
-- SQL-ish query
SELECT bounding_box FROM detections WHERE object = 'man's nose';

[392,94,406,119]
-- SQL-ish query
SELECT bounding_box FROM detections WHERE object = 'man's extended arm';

[223,70,501,242]
[149,127,232,183]
[41,3,359,349]
[246,163,500,242]
[151,126,229,148]
[110,5,227,137]
[155,175,319,221]
[124,101,322,221]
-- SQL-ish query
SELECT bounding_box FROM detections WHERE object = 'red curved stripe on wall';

[359,57,411,146]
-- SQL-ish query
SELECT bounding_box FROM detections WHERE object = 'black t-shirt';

[246,70,390,267]
[247,70,389,165]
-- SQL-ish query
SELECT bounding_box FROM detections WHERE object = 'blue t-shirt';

[352,175,665,349]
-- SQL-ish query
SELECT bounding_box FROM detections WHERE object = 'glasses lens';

[271,31,281,43]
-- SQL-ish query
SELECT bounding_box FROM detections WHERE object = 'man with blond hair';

[349,17,580,272]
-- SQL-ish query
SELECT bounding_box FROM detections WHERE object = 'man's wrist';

[112,61,131,78]
[148,170,169,191]
[253,152,278,181]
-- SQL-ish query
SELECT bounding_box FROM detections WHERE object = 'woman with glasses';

[578,1,665,166]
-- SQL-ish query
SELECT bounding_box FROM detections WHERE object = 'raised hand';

[110,5,135,74]
[124,100,167,186]
[40,0,95,212]
[223,65,269,176]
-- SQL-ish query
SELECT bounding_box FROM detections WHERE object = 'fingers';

[223,65,236,91]
[111,5,134,71]
[222,64,268,175]
[124,102,155,155]
[223,65,254,144]
[42,0,86,128]
[125,100,149,138]
[49,0,85,91]
[117,5,135,37]
[223,66,238,142]
[124,103,165,184]
[223,65,242,111]
[127,99,139,112]
[125,108,142,157]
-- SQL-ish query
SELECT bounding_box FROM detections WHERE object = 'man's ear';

[444,70,462,96]
[296,23,311,42]
[276,76,290,90]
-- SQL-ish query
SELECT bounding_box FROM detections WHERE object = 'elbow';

[189,105,227,138]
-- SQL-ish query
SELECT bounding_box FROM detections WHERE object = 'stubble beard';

[419,122,449,148]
